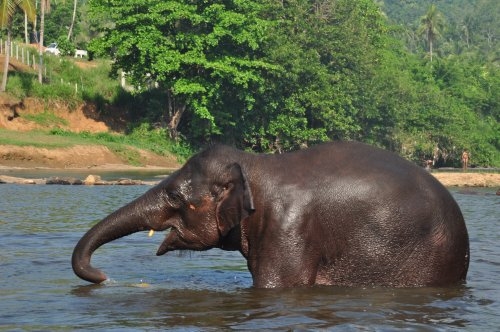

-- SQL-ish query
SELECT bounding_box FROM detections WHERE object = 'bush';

[56,36,75,56]
[5,73,30,99]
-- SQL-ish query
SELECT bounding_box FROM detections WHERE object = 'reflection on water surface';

[0,183,498,330]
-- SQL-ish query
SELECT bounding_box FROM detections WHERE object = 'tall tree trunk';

[24,12,29,44]
[67,0,77,40]
[33,11,38,44]
[429,38,433,62]
[166,89,186,140]
[1,29,12,92]
[38,0,45,83]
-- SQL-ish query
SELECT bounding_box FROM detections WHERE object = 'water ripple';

[0,185,498,330]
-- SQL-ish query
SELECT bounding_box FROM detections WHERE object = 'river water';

[0,177,499,331]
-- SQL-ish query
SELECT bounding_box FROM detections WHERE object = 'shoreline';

[1,165,499,189]
[0,163,179,172]
[431,171,500,188]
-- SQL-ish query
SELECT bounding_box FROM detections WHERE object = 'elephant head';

[72,146,255,284]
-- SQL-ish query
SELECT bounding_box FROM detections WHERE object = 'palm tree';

[417,4,445,62]
[24,10,28,43]
[37,0,50,83]
[67,0,76,40]
[0,0,36,92]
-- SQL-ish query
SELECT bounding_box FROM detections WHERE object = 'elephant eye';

[211,185,224,198]
[167,191,184,207]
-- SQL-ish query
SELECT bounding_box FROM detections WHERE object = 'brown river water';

[0,172,499,330]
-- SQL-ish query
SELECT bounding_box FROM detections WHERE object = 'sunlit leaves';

[85,0,498,165]
[88,0,273,141]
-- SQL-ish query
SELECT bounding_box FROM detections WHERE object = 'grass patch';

[50,124,193,162]
[22,111,68,127]
[0,129,79,148]
[0,125,193,163]
[6,57,122,110]
[109,146,143,166]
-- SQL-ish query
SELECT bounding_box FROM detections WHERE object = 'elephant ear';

[216,163,255,236]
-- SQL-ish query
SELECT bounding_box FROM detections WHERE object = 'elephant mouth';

[154,225,212,256]
[155,227,177,256]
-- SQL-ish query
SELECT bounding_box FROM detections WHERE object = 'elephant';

[72,141,469,288]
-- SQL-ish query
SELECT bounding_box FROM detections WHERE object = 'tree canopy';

[84,0,498,166]
[2,0,499,167]
[88,0,276,142]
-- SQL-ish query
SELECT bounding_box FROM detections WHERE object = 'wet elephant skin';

[72,141,469,288]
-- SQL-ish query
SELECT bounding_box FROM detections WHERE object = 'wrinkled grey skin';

[72,142,469,288]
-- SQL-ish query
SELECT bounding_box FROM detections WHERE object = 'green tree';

[44,1,76,43]
[88,0,274,142]
[254,0,388,151]
[0,0,36,91]
[417,4,445,62]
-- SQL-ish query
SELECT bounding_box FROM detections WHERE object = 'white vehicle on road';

[45,43,60,56]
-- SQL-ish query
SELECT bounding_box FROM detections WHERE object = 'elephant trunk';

[72,197,153,284]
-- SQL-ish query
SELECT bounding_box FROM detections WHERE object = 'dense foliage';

[85,0,498,166]
[3,0,499,167]
[382,0,498,60]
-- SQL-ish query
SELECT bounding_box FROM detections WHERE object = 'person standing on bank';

[461,150,469,171]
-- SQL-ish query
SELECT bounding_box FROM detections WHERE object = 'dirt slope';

[0,144,180,169]
[0,94,179,169]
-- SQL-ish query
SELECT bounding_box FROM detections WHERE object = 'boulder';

[83,174,102,185]
[0,175,45,184]
[46,176,83,185]
[115,178,144,185]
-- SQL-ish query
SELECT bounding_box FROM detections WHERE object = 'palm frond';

[19,0,36,24]
[0,0,17,28]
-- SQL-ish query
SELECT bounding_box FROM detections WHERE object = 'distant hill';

[381,0,477,26]
[379,0,499,61]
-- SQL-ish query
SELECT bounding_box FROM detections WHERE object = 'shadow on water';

[68,282,473,330]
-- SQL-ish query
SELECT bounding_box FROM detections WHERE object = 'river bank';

[431,171,500,188]
[1,164,500,190]
[2,94,499,189]
[0,164,174,185]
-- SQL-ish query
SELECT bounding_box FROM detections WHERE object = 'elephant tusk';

[148,230,155,237]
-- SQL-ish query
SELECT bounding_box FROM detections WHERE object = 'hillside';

[0,49,498,188]
[0,94,180,170]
